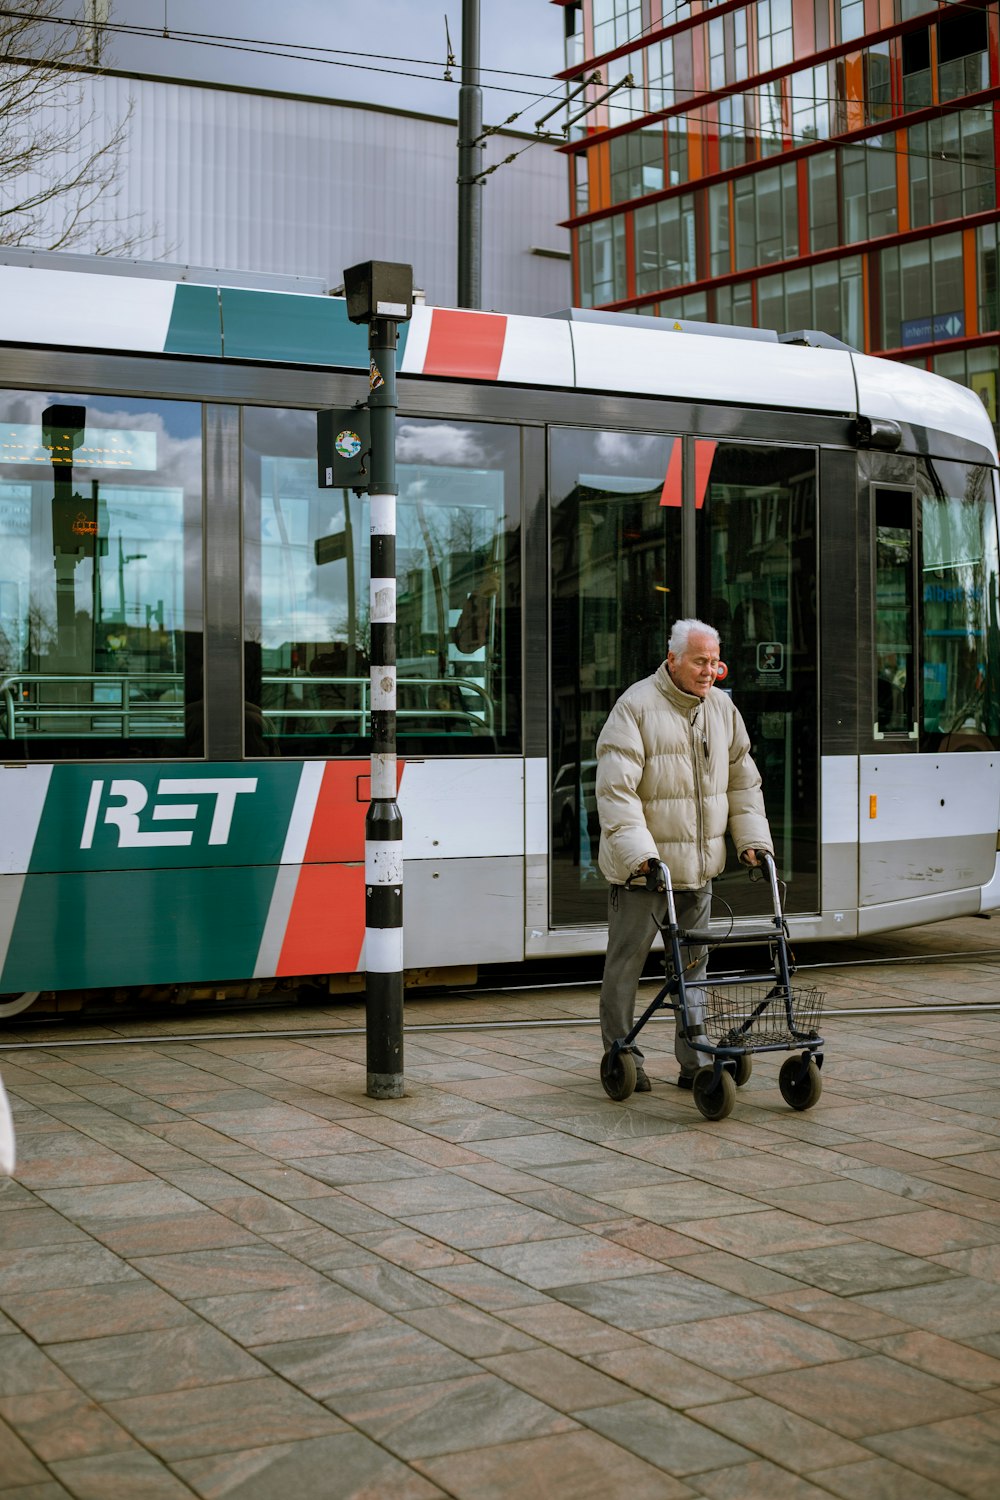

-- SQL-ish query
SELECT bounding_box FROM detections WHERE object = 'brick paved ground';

[1,915,999,1498]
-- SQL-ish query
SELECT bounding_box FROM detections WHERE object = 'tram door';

[694,441,820,917]
[548,430,820,926]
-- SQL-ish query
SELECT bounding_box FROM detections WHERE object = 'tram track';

[2,936,998,1051]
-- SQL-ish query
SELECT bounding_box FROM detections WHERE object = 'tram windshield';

[0,390,203,759]
[242,411,521,756]
[919,459,1000,751]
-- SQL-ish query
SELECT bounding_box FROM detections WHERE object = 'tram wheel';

[600,1049,637,1102]
[778,1055,822,1111]
[0,992,39,1020]
[692,1066,736,1121]
[733,1052,753,1088]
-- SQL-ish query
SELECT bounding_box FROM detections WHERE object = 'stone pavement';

[1,918,1000,1498]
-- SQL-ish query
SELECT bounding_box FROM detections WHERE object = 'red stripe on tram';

[423,308,507,380]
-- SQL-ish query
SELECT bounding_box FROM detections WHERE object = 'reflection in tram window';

[242,410,521,756]
[919,459,1000,751]
[874,487,916,737]
[549,427,682,926]
[0,390,203,759]
[697,441,819,916]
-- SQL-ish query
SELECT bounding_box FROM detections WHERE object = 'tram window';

[697,441,819,916]
[0,390,203,760]
[549,426,682,926]
[874,488,916,738]
[242,410,521,757]
[917,460,1000,752]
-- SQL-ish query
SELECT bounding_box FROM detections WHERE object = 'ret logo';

[80,778,258,850]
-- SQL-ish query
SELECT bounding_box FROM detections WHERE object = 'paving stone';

[46,1324,266,1401]
[0,1390,134,1463]
[810,1456,969,1500]
[103,1377,343,1462]
[0,1280,193,1344]
[745,1353,992,1438]
[638,1309,861,1379]
[328,1371,574,1460]
[48,1447,202,1497]
[173,1431,444,1499]
[412,1428,693,1499]
[550,1269,757,1330]
[864,1408,1000,1499]
[254,1321,478,1400]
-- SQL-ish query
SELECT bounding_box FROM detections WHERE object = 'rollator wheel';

[733,1052,753,1088]
[600,1049,637,1102]
[778,1055,822,1111]
[692,1066,736,1121]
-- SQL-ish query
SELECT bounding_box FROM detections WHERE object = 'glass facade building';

[558,1,1000,425]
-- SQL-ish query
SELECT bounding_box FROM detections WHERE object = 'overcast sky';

[93,1,568,127]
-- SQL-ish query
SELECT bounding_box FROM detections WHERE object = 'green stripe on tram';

[164,284,409,367]
[0,763,303,991]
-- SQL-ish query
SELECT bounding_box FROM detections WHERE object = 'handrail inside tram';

[0,672,494,739]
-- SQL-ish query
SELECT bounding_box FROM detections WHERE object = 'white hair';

[668,618,720,657]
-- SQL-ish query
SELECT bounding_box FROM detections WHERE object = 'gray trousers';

[600,882,712,1075]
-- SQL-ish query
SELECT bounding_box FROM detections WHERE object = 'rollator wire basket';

[600,852,826,1119]
[702,979,825,1051]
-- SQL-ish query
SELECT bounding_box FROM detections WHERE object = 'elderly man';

[596,618,773,1091]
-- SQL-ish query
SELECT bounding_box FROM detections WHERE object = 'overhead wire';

[1,4,996,185]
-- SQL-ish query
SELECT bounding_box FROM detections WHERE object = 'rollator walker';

[600,853,825,1121]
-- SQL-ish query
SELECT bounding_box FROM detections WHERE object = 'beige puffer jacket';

[596,662,773,889]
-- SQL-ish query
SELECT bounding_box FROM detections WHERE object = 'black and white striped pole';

[343,261,413,1099]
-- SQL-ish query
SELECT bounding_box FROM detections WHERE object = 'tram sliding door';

[694,440,820,917]
[548,429,819,927]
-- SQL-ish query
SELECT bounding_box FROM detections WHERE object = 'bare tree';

[0,1,150,253]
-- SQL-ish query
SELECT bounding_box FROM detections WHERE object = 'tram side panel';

[0,759,525,993]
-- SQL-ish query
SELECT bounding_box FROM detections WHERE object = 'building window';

[592,0,641,58]
[791,64,830,145]
[646,38,674,114]
[574,152,589,217]
[937,6,989,103]
[881,233,965,350]
[838,0,865,45]
[757,0,793,72]
[754,256,862,345]
[934,347,999,432]
[901,27,932,111]
[708,15,725,91]
[865,43,891,126]
[715,281,754,327]
[635,194,696,295]
[655,291,708,322]
[910,109,995,229]
[718,93,748,170]
[609,129,664,205]
[808,151,839,250]
[577,217,628,305]
[841,141,897,244]
[709,181,730,276]
[735,162,798,271]
[978,222,1000,333]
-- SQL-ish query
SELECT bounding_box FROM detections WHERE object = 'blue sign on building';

[901,311,965,346]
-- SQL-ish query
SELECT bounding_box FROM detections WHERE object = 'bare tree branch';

[0,1,153,254]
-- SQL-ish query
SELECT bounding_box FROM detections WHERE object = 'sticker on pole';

[335,430,362,459]
[369,359,385,391]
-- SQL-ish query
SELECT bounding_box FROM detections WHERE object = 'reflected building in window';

[559,1,1000,428]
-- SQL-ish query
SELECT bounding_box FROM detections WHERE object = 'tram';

[1,251,998,1018]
